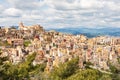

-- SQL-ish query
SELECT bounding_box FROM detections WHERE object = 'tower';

[19,22,24,30]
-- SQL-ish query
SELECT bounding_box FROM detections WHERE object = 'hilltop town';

[0,23,120,79]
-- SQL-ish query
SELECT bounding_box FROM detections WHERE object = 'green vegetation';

[66,69,112,80]
[0,53,120,80]
[109,62,120,80]
[84,61,93,69]
[49,57,112,80]
[24,40,31,47]
[0,53,46,80]
[0,48,1,51]
[109,64,118,73]
[50,57,79,80]
[0,52,9,80]
[117,58,120,64]
[0,40,11,46]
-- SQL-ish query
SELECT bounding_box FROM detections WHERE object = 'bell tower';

[19,22,24,30]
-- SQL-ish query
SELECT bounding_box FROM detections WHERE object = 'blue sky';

[0,0,120,28]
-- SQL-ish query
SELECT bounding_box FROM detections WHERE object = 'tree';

[24,40,31,47]
[66,69,112,80]
[50,57,79,80]
[0,52,10,80]
[0,53,36,80]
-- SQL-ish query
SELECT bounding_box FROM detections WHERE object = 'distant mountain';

[47,27,120,38]
[2,26,120,38]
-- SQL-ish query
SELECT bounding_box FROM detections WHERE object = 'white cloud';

[107,2,120,11]
[0,0,120,28]
[80,0,103,9]
[7,0,47,10]
[0,5,4,11]
[3,8,22,17]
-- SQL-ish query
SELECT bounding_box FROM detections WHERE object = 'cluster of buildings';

[0,23,120,73]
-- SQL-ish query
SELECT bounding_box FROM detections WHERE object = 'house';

[0,29,5,37]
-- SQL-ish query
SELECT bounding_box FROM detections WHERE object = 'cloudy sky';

[0,0,120,28]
